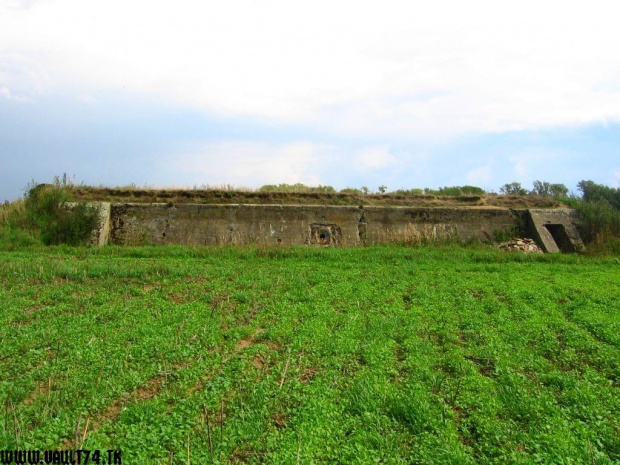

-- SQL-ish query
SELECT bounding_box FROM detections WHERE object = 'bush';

[23,181,101,246]
[0,200,40,249]
[258,183,336,193]
[571,181,620,248]
[340,188,363,195]
[424,186,486,196]
[583,236,620,256]
[563,197,620,245]
[391,188,425,196]
[577,180,620,210]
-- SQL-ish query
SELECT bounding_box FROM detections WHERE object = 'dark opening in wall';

[358,211,367,244]
[310,224,341,246]
[544,224,575,253]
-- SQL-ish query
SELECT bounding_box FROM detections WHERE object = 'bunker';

[88,203,584,253]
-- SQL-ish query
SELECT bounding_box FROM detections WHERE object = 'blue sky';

[2,0,619,201]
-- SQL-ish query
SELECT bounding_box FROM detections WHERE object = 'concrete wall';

[362,207,523,245]
[108,203,529,247]
[93,202,111,246]
[110,204,362,246]
[526,209,584,253]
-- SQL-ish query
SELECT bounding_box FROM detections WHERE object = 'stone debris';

[498,238,543,254]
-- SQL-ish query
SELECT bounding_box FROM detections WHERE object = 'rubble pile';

[498,238,543,254]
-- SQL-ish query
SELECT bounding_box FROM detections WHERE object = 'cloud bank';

[2,0,620,139]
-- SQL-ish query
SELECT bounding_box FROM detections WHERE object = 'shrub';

[573,181,620,247]
[391,188,424,196]
[23,181,101,246]
[563,197,620,245]
[258,183,336,193]
[577,180,620,210]
[0,200,40,249]
[425,186,486,196]
[340,188,363,195]
[492,227,520,242]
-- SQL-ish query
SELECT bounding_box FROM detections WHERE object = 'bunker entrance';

[310,224,342,246]
[544,224,575,253]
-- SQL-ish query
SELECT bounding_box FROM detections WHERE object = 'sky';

[1,0,619,201]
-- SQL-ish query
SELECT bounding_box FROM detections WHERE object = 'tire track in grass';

[552,310,620,383]
[59,359,195,450]
[184,322,267,395]
[55,284,253,447]
[68,328,270,451]
[558,298,620,349]
[100,330,282,463]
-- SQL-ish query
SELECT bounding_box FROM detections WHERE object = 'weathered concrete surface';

[110,204,363,246]
[526,209,584,253]
[362,207,523,244]
[97,202,585,251]
[109,203,528,247]
[93,202,111,246]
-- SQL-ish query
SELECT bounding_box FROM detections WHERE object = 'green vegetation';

[1,178,100,249]
[1,245,619,463]
[0,199,40,249]
[63,181,563,209]
[259,183,337,193]
[531,181,569,198]
[560,181,620,254]
[500,182,529,196]
[423,186,486,196]
[339,187,364,195]
[24,182,101,246]
[577,180,620,210]
[391,188,425,196]
[500,181,569,198]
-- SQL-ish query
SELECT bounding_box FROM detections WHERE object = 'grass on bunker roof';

[68,185,563,209]
[0,245,618,463]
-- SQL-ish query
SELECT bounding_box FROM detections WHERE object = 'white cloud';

[1,0,620,138]
[165,141,330,187]
[356,146,397,170]
[508,148,572,180]
[2,0,45,10]
[0,86,28,101]
[466,165,492,185]
[76,94,97,104]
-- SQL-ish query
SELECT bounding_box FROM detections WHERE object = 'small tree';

[550,183,569,198]
[578,180,620,210]
[378,185,387,194]
[500,182,529,196]
[531,180,568,197]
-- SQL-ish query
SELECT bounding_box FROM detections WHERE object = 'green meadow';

[1,245,619,463]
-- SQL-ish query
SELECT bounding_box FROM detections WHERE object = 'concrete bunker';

[101,203,583,251]
[310,223,342,246]
[543,224,576,253]
[526,209,584,254]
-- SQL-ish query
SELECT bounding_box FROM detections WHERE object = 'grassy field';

[1,245,619,463]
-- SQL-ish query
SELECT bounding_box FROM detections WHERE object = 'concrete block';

[527,209,584,253]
